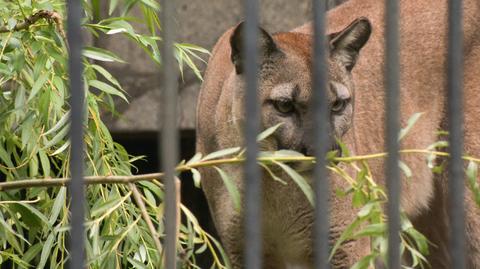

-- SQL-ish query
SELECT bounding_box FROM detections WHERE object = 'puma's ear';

[230,22,279,74]
[329,17,372,71]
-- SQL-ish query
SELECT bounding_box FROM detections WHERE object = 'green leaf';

[274,161,314,206]
[352,190,366,207]
[353,223,386,238]
[44,111,70,136]
[191,168,202,188]
[273,149,304,158]
[466,161,480,206]
[38,149,50,177]
[399,160,412,178]
[49,187,66,225]
[0,141,14,168]
[109,0,119,15]
[83,47,125,63]
[91,195,123,218]
[405,228,430,255]
[23,243,43,264]
[27,72,49,102]
[176,43,211,55]
[33,54,49,80]
[357,202,376,218]
[399,112,423,141]
[89,80,129,103]
[38,232,55,269]
[91,64,123,89]
[16,203,49,226]
[259,163,287,185]
[350,254,377,269]
[329,217,363,260]
[127,257,147,269]
[257,123,283,142]
[43,124,69,149]
[51,140,70,156]
[138,0,160,10]
[202,147,241,161]
[214,166,241,211]
[186,152,203,165]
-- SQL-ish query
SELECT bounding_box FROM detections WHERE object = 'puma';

[196,0,480,268]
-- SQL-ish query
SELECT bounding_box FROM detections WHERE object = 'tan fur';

[196,0,480,268]
[295,0,480,268]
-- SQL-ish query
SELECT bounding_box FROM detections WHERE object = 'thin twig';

[0,149,478,191]
[0,10,62,33]
[129,183,164,260]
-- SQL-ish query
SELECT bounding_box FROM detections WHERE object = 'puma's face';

[229,18,372,155]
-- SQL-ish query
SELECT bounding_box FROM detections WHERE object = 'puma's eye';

[331,98,349,113]
[273,99,295,114]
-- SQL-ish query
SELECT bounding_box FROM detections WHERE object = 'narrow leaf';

[214,166,241,211]
[398,112,423,141]
[27,72,49,102]
[257,123,283,142]
[89,80,129,103]
[202,147,241,161]
[274,161,314,206]
[191,168,202,188]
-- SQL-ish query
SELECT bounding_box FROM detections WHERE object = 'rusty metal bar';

[161,0,179,268]
[67,0,85,268]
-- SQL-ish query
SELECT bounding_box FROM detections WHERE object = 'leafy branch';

[1,148,479,191]
[0,9,65,40]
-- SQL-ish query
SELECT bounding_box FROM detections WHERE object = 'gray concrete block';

[99,0,347,131]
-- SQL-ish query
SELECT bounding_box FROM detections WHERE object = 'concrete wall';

[99,0,347,131]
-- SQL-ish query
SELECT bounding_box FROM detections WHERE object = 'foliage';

[183,115,480,269]
[0,0,221,268]
[1,1,479,268]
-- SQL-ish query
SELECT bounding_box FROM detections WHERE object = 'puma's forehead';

[273,32,312,62]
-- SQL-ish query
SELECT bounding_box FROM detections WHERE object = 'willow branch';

[0,10,63,33]
[0,149,479,191]
[129,183,164,259]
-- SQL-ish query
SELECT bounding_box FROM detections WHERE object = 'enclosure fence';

[65,0,465,268]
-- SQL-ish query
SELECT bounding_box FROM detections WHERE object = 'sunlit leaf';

[399,112,423,141]
[214,166,241,211]
[274,161,314,206]
[202,147,241,161]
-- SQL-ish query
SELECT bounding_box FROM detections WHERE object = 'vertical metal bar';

[243,0,261,268]
[385,0,401,268]
[67,0,85,268]
[447,0,465,267]
[313,1,330,268]
[161,0,179,268]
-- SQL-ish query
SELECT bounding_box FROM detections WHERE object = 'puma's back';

[297,0,480,267]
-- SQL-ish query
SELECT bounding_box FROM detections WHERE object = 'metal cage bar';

[161,0,179,268]
[244,0,262,268]
[385,0,401,268]
[447,0,466,268]
[67,0,85,268]
[312,1,330,269]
